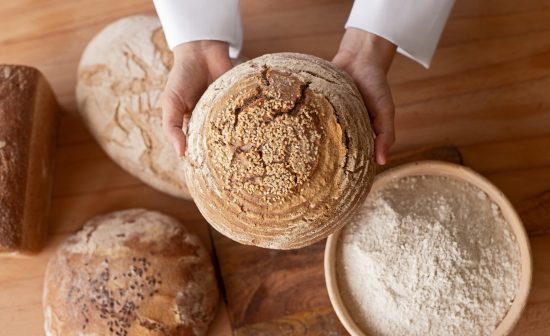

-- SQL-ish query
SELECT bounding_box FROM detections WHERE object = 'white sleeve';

[346,0,454,68]
[152,0,242,58]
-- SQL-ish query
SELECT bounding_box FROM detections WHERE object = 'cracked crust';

[43,209,218,336]
[185,53,375,249]
[76,15,190,199]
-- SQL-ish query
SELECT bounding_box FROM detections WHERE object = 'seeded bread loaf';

[43,209,218,336]
[0,65,58,253]
[184,53,375,249]
[76,15,191,199]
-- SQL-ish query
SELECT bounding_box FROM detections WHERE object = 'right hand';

[332,29,397,166]
[162,40,232,156]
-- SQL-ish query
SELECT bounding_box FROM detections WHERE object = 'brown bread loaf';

[184,53,375,249]
[0,64,58,253]
[43,209,219,336]
[76,15,191,199]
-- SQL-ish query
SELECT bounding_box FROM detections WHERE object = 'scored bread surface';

[184,53,375,249]
[76,15,190,199]
[43,209,218,336]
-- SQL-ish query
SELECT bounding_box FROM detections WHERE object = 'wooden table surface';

[1,0,550,335]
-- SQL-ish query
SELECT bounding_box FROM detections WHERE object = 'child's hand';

[332,28,397,165]
[162,41,232,156]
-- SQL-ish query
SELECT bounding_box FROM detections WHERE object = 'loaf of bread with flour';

[184,53,375,249]
[0,65,58,253]
[43,209,218,336]
[76,15,190,199]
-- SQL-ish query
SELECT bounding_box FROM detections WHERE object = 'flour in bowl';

[336,175,521,336]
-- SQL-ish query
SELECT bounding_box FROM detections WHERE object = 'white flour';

[337,175,521,336]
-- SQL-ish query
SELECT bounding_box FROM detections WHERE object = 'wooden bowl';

[324,161,532,336]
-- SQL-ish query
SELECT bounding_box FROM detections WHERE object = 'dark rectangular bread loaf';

[0,65,58,253]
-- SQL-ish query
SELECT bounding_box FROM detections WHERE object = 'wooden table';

[1,0,549,335]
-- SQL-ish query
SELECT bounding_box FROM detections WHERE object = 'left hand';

[162,40,233,156]
[332,28,397,165]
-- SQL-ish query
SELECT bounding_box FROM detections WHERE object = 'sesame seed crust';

[184,53,375,249]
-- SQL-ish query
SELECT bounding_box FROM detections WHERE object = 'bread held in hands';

[184,53,375,249]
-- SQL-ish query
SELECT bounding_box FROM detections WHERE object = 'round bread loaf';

[184,53,375,249]
[76,15,190,199]
[43,209,218,336]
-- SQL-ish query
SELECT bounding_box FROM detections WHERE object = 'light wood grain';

[49,187,205,234]
[0,0,549,335]
[460,135,550,174]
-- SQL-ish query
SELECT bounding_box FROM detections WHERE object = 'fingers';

[332,29,397,165]
[354,68,396,165]
[162,89,189,156]
[374,128,395,166]
[162,47,232,157]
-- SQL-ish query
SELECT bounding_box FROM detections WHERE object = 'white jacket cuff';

[346,0,454,68]
[153,0,243,58]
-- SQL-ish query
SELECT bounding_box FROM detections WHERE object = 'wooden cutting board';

[212,145,550,335]
[211,147,450,334]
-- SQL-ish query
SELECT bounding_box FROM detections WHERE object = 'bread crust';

[0,65,58,253]
[76,15,190,199]
[43,209,218,336]
[184,53,375,249]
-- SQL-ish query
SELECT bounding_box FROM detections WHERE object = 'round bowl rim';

[324,160,533,336]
